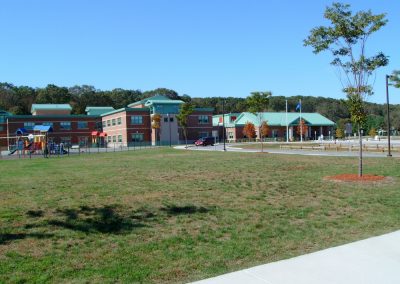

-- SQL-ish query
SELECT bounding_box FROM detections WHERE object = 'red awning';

[99,132,107,137]
[91,131,100,136]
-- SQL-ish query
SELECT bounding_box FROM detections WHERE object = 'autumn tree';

[296,119,308,141]
[260,121,270,139]
[304,2,388,176]
[336,128,345,139]
[243,122,256,141]
[368,127,377,137]
[151,113,161,145]
[176,103,194,148]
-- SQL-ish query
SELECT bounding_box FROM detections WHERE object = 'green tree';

[176,103,194,148]
[304,2,388,177]
[390,70,400,88]
[246,91,271,152]
[36,84,71,104]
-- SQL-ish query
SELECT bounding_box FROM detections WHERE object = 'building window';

[228,132,234,139]
[131,133,144,142]
[24,122,35,130]
[42,122,53,127]
[112,119,116,126]
[131,116,143,125]
[102,121,106,128]
[60,122,71,130]
[199,132,208,138]
[118,135,122,142]
[107,136,111,143]
[164,117,168,122]
[77,121,88,129]
[117,117,122,125]
[0,126,4,131]
[107,120,111,127]
[112,135,116,142]
[164,117,173,122]
[198,115,209,124]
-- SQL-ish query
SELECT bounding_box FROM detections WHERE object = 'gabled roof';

[31,104,72,113]
[85,106,115,116]
[128,95,172,107]
[233,112,335,127]
[100,107,149,117]
[212,113,241,127]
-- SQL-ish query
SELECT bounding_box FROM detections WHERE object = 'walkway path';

[175,144,400,158]
[191,230,400,284]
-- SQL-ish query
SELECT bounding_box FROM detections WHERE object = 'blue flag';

[295,101,301,111]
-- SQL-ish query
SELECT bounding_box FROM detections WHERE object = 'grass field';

[1,148,400,283]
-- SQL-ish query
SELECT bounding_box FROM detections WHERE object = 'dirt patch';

[324,174,390,183]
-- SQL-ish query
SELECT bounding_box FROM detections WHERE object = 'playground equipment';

[0,129,45,156]
[0,125,53,157]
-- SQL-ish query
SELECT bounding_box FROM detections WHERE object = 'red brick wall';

[101,110,151,145]
[183,111,213,140]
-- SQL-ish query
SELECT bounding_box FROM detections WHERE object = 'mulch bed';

[325,174,387,183]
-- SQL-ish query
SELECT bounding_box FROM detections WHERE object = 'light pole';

[167,113,172,147]
[222,100,226,151]
[386,75,392,157]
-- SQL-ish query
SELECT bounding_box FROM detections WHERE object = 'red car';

[195,137,215,146]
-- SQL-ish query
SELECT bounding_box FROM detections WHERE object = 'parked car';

[195,137,215,146]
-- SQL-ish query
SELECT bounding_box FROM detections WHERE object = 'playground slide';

[8,149,18,155]
[24,142,33,150]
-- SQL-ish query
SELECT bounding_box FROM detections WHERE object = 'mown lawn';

[1,148,400,283]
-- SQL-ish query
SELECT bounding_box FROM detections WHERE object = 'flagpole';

[300,99,303,142]
[286,100,288,143]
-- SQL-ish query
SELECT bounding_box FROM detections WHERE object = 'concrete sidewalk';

[191,230,400,284]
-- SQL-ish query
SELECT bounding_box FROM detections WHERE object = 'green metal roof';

[229,112,335,127]
[144,99,184,106]
[101,107,149,117]
[31,104,72,113]
[212,113,241,127]
[85,106,115,116]
[128,95,172,107]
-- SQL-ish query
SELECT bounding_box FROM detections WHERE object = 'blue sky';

[0,0,399,104]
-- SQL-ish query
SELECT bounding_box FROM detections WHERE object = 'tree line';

[1,82,399,133]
